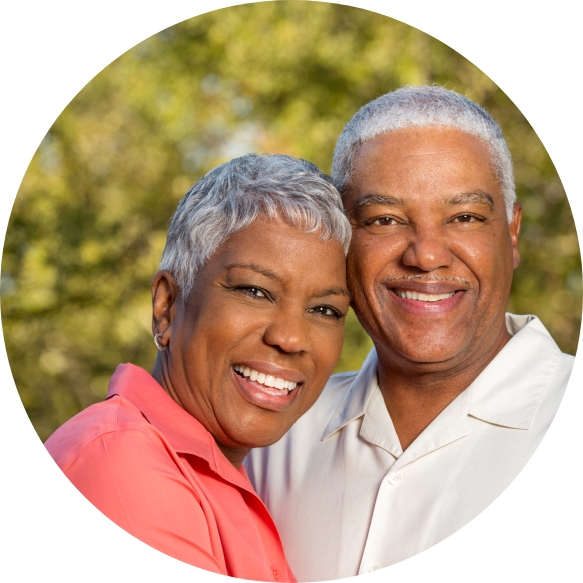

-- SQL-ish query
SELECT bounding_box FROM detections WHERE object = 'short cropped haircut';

[159,153,352,297]
[332,85,516,221]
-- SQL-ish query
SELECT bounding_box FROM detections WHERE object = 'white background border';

[2,1,581,581]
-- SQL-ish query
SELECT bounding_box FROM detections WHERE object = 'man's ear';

[509,202,522,270]
[151,270,181,349]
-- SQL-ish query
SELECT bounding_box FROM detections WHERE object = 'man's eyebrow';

[446,191,494,208]
[352,194,406,212]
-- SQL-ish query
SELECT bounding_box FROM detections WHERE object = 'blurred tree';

[2,2,580,441]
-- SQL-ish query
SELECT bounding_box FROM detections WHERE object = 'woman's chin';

[224,417,296,452]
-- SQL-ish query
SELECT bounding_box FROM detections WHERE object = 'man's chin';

[376,326,475,371]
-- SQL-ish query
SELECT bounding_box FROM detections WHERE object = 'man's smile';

[381,275,470,312]
[393,289,456,302]
[382,279,468,316]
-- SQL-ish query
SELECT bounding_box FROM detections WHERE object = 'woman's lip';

[232,360,306,384]
[232,369,299,412]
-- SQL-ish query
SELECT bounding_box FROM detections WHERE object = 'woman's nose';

[402,227,455,272]
[263,311,312,354]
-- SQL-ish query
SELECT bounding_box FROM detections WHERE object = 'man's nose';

[402,227,455,272]
[263,310,312,354]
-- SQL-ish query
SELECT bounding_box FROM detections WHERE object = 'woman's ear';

[151,270,181,348]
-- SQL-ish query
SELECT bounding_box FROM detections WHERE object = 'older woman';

[45,154,351,581]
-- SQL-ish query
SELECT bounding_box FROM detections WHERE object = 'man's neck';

[377,326,512,451]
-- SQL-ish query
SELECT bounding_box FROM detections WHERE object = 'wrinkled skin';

[344,127,522,448]
[152,216,349,466]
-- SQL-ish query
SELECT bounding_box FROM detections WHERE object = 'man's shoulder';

[506,313,575,372]
[468,314,574,430]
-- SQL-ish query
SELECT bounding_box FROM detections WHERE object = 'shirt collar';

[323,314,562,443]
[323,348,379,439]
[467,314,562,429]
[107,364,253,492]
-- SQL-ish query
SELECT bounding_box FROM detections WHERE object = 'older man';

[245,86,575,581]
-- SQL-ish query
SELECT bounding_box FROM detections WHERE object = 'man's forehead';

[345,128,502,208]
[356,125,490,152]
[352,128,495,174]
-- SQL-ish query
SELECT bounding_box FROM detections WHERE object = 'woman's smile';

[233,364,301,393]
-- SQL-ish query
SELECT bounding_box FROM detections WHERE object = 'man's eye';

[453,214,481,223]
[310,305,343,319]
[368,216,398,226]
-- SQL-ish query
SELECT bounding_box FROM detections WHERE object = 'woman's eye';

[310,305,343,319]
[238,286,267,299]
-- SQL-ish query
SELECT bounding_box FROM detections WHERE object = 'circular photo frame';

[1,2,581,582]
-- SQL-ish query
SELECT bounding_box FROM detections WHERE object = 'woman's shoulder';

[45,394,162,469]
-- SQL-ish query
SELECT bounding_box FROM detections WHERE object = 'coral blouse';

[45,364,294,582]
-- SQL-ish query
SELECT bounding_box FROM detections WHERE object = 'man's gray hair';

[332,85,516,221]
[159,153,351,297]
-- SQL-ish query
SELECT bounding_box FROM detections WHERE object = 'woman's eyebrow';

[225,263,281,281]
[227,264,351,300]
[312,287,351,299]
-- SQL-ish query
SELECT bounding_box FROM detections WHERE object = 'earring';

[154,333,167,352]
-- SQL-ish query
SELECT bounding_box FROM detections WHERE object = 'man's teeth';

[395,289,456,302]
[233,365,298,392]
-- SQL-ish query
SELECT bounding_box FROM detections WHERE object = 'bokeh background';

[2,1,580,442]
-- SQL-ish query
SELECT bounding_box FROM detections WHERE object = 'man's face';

[344,127,521,374]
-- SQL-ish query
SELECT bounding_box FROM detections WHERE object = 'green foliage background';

[2,2,580,441]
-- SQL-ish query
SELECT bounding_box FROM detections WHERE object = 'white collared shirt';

[245,314,574,581]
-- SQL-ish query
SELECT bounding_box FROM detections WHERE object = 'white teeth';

[395,289,456,302]
[233,365,299,392]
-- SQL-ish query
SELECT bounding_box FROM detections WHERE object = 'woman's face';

[152,216,349,464]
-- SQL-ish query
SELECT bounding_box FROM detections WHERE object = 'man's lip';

[384,281,468,294]
[387,288,466,315]
[232,360,306,384]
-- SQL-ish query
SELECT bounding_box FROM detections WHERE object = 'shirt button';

[272,567,279,580]
[387,472,402,485]
[369,565,383,572]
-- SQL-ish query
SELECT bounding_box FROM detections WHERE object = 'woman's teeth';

[233,365,298,392]
[394,289,456,302]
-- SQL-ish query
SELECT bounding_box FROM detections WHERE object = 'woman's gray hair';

[332,85,516,222]
[159,153,351,297]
